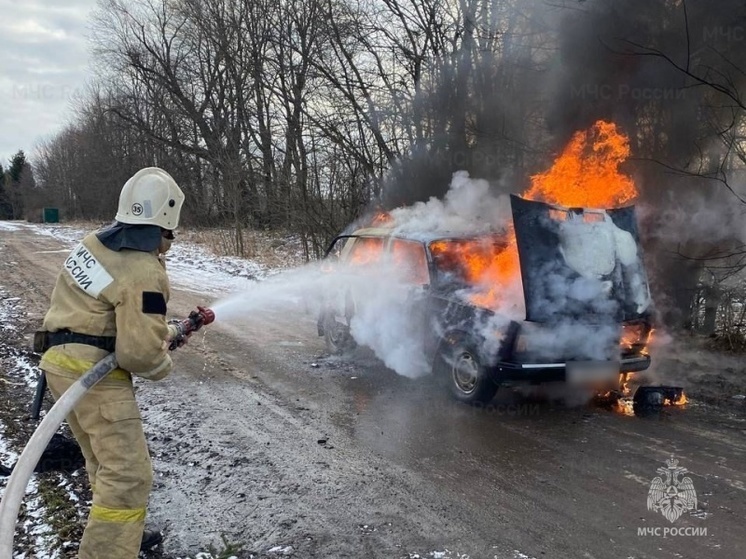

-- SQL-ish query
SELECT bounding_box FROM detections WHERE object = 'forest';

[5,0,746,341]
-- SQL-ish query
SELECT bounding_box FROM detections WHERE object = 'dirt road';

[2,224,746,559]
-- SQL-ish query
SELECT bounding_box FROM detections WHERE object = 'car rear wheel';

[436,336,498,404]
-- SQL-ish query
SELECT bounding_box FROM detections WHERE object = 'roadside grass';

[37,473,86,555]
[177,227,307,270]
[206,534,244,559]
[58,220,309,270]
[1,286,83,558]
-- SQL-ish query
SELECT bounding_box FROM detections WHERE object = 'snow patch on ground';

[0,422,18,468]
[0,220,22,231]
[176,554,239,559]
[0,295,24,335]
[31,224,89,247]
[16,478,60,559]
[6,222,306,299]
[18,356,40,389]
[407,551,472,559]
[5,471,82,559]
[0,288,37,389]
[166,242,266,295]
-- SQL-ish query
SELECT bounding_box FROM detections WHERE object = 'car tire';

[436,335,498,404]
[323,312,356,354]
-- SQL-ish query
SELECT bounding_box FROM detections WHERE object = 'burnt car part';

[511,195,652,324]
[320,211,653,406]
[633,386,686,415]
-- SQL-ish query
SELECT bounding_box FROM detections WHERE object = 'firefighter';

[38,167,185,558]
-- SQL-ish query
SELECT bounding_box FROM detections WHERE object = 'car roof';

[348,227,498,244]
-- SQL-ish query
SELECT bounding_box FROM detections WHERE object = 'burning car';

[318,194,653,404]
[318,121,661,404]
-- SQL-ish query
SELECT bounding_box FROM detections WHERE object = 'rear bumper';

[493,354,651,383]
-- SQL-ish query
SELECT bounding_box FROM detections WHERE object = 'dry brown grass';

[170,227,309,270]
[40,220,310,270]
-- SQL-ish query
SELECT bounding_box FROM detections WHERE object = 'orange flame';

[370,212,393,226]
[348,237,385,266]
[619,372,634,396]
[612,373,636,415]
[429,237,516,306]
[665,392,688,406]
[525,120,637,207]
[615,398,636,416]
[452,120,639,309]
[621,323,652,353]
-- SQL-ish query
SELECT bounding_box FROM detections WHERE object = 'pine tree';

[8,151,26,183]
[0,162,11,220]
[6,150,32,219]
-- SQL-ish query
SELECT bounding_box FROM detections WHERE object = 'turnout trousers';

[43,353,152,559]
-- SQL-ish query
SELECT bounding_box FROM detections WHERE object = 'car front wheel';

[323,312,356,354]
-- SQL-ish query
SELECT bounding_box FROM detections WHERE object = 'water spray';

[0,306,215,558]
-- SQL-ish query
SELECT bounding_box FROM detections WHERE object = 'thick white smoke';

[345,276,430,377]
[212,170,649,382]
[212,172,515,378]
[347,172,519,376]
[389,171,512,238]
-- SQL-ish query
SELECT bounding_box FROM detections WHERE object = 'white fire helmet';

[115,167,185,230]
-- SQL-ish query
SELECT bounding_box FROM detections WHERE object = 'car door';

[319,235,386,351]
[388,238,432,350]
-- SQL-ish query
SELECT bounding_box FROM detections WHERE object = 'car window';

[346,236,385,266]
[325,236,351,261]
[429,238,502,285]
[390,239,429,285]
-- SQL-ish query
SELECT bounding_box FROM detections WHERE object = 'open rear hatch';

[509,195,652,363]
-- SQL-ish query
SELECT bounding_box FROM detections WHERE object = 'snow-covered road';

[2,220,746,559]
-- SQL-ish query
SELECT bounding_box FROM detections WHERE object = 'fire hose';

[0,307,215,557]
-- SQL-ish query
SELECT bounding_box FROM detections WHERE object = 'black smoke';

[380,0,746,329]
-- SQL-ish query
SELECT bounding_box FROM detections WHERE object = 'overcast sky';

[0,0,97,167]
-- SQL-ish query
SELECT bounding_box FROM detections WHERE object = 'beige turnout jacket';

[40,232,173,381]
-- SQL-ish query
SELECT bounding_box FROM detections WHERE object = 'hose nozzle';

[189,306,215,330]
[169,306,215,350]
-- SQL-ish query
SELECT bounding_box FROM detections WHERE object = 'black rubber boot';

[140,529,163,551]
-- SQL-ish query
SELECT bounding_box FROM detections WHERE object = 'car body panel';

[511,195,652,324]
[320,199,652,389]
